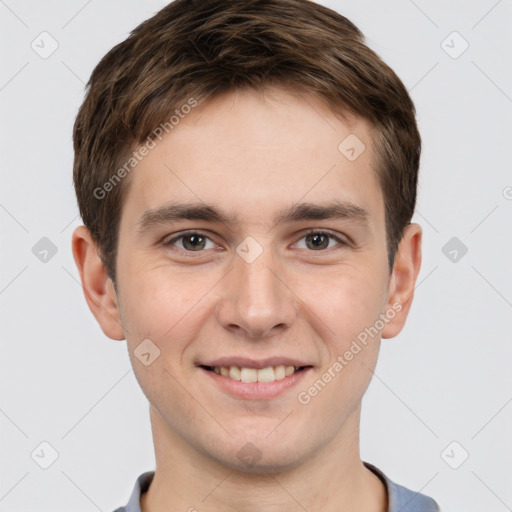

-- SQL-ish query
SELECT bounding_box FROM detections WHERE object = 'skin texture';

[72,86,422,511]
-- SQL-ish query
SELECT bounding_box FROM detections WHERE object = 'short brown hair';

[73,0,421,284]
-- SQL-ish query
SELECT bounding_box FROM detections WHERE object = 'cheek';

[299,273,385,420]
[305,264,388,347]
[120,264,209,341]
[119,270,199,412]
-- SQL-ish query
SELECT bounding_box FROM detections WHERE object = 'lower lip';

[199,367,312,400]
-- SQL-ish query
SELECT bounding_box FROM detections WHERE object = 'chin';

[225,450,307,475]
[206,433,311,475]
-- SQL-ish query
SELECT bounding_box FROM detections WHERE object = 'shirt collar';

[122,462,438,512]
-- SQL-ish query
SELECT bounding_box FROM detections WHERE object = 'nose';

[215,245,298,340]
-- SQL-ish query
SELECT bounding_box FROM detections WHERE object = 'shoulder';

[364,462,441,512]
[387,478,440,511]
[111,471,155,512]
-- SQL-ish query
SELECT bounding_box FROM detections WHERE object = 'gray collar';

[117,462,440,512]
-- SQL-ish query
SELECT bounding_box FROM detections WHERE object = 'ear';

[381,223,422,339]
[71,225,126,340]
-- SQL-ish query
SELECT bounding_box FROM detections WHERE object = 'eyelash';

[162,229,349,255]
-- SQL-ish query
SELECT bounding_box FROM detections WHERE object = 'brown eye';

[305,232,330,250]
[164,232,215,252]
[295,230,345,251]
[180,234,207,251]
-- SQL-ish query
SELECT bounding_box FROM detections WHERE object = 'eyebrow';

[136,199,369,233]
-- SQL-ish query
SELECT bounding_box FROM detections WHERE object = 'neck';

[141,405,387,512]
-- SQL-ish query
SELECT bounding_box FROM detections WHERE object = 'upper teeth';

[212,365,298,383]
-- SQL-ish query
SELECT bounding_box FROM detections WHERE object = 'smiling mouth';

[200,364,312,383]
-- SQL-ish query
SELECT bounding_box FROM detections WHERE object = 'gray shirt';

[113,461,440,512]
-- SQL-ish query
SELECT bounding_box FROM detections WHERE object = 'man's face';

[113,87,396,470]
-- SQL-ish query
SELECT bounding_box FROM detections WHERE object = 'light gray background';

[1,1,511,511]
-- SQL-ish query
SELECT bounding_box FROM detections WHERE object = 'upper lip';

[198,356,314,370]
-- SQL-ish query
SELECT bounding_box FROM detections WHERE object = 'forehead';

[121,86,383,229]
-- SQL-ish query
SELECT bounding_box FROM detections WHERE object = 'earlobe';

[71,225,126,341]
[381,223,422,339]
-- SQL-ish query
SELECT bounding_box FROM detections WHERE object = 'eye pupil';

[306,233,329,250]
[183,234,205,251]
